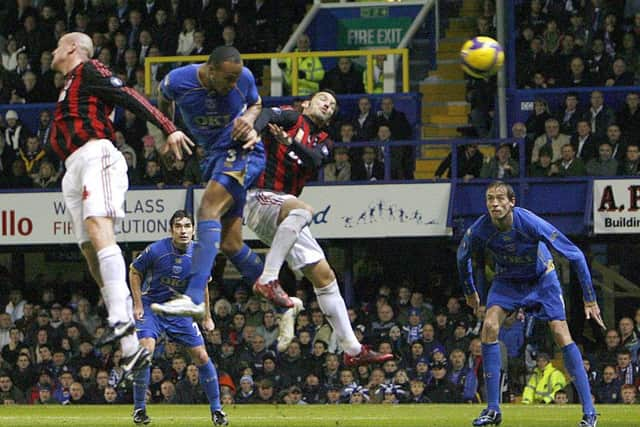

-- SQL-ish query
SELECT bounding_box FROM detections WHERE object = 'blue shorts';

[136,304,204,348]
[200,142,265,219]
[487,271,566,322]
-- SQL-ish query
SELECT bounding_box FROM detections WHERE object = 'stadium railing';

[143,48,410,97]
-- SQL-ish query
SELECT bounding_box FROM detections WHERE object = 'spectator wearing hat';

[3,110,27,155]
[251,378,276,403]
[431,345,448,365]
[522,352,567,404]
[236,375,255,404]
[54,369,74,404]
[285,385,307,405]
[402,308,424,345]
[425,360,456,403]
[445,320,472,355]
[325,384,341,404]
[412,356,431,384]
[34,383,58,404]
[0,372,26,404]
[256,352,285,392]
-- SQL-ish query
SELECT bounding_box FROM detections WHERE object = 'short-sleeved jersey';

[131,237,193,305]
[160,64,259,153]
[51,59,176,160]
[253,107,331,196]
[457,207,596,302]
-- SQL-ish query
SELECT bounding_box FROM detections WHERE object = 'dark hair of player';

[208,46,242,67]
[310,88,339,120]
[487,180,515,200]
[169,210,194,228]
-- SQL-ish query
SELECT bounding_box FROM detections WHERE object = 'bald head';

[52,32,94,74]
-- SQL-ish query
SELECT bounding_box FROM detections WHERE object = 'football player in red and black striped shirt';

[244,91,393,366]
[49,32,193,376]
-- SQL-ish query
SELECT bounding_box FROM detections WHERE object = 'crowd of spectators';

[440,89,640,180]
[1,271,639,406]
[0,91,418,190]
[515,1,640,88]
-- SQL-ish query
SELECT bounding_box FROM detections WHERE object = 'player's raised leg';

[472,304,507,426]
[152,181,232,318]
[220,216,265,290]
[253,198,308,307]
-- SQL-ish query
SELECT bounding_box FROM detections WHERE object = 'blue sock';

[133,365,150,410]
[228,244,264,285]
[482,342,502,412]
[198,360,221,412]
[563,342,596,416]
[185,220,221,304]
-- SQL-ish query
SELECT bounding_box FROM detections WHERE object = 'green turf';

[0,404,637,426]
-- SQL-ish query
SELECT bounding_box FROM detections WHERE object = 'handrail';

[144,48,410,95]
[397,0,436,49]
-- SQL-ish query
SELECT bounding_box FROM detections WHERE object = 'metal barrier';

[143,48,410,96]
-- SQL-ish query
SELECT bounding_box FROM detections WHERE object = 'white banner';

[0,189,186,244]
[593,179,640,234]
[195,183,451,239]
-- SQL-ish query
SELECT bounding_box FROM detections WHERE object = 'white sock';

[98,244,132,325]
[260,209,312,283]
[120,332,139,357]
[314,280,362,356]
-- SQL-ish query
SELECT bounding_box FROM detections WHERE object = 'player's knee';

[220,238,242,255]
[139,338,156,353]
[190,347,209,366]
[482,319,500,340]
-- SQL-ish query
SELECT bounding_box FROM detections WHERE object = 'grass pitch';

[0,404,637,427]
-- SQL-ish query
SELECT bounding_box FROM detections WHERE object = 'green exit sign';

[361,7,389,18]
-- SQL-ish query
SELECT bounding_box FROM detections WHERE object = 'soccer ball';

[460,36,504,79]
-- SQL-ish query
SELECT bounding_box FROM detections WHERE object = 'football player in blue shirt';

[129,210,227,425]
[152,46,293,319]
[457,181,604,427]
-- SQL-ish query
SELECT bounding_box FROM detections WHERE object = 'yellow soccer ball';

[460,36,505,79]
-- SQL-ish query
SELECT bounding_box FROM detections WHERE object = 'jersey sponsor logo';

[160,276,187,289]
[110,76,124,87]
[193,114,230,128]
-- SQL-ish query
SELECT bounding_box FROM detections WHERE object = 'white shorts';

[244,189,324,275]
[62,139,128,245]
